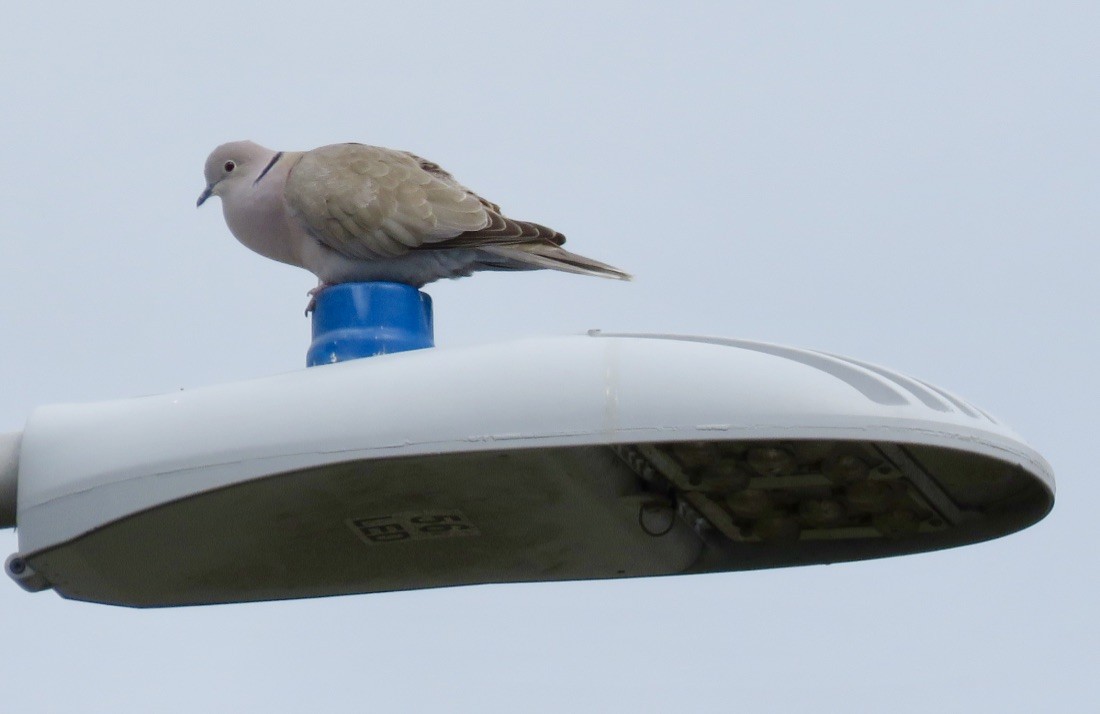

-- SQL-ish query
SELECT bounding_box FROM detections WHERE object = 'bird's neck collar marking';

[253,151,284,187]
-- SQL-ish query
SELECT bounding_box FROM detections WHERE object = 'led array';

[617,440,956,543]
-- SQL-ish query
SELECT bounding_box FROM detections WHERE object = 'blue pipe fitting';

[306,282,434,366]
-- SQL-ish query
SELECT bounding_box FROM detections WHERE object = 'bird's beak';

[196,185,214,207]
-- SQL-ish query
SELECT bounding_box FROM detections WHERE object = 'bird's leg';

[304,282,332,316]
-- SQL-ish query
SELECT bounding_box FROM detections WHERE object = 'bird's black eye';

[224,161,236,172]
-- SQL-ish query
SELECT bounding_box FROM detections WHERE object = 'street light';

[0,284,1054,607]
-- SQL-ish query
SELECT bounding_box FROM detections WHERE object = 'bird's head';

[197,140,276,207]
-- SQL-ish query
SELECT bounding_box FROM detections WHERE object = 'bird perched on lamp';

[198,141,630,309]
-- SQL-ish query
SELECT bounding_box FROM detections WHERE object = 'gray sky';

[1,2,1096,711]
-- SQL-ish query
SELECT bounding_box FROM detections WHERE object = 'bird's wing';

[284,144,564,261]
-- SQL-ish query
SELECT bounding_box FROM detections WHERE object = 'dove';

[197,141,631,294]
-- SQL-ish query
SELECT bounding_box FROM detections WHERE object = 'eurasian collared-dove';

[198,141,631,291]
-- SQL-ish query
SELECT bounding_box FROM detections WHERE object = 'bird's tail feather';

[479,244,632,281]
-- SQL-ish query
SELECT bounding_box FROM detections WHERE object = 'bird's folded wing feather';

[284,144,565,261]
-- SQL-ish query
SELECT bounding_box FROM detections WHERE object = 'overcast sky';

[1,2,1096,711]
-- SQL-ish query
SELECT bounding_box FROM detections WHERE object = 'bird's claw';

[304,283,331,316]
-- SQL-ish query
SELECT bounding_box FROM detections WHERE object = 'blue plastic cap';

[306,282,434,367]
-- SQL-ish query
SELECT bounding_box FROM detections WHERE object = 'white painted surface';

[14,333,1053,555]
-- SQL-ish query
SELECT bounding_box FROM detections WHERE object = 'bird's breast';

[222,183,304,268]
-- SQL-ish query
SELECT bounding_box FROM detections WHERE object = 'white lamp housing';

[1,332,1054,607]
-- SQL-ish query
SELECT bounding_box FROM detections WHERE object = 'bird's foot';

[304,283,332,316]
